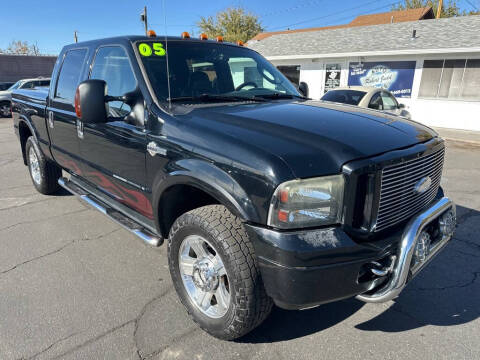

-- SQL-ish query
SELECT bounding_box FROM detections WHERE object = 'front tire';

[25,136,61,194]
[0,101,11,118]
[168,205,272,340]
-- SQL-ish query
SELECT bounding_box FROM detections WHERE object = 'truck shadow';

[241,205,479,343]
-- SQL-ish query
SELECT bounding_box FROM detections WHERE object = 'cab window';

[90,46,137,117]
[55,49,88,104]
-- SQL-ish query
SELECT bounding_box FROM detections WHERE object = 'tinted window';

[55,49,88,103]
[461,59,480,100]
[369,93,383,110]
[277,65,300,86]
[90,46,137,116]
[321,89,366,105]
[418,60,443,98]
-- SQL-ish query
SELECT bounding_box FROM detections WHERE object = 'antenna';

[74,30,78,43]
[163,0,172,110]
[140,6,148,36]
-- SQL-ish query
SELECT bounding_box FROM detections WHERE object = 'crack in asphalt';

[43,288,175,360]
[0,208,89,232]
[414,271,480,291]
[140,327,200,360]
[0,196,57,212]
[0,228,122,275]
[23,331,83,360]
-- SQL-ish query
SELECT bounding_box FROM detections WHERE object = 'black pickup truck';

[12,34,456,340]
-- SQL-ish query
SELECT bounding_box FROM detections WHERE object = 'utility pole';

[140,6,148,35]
[74,30,78,43]
[436,0,443,18]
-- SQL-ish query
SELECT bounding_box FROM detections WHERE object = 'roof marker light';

[147,30,157,37]
[181,31,190,39]
[216,36,224,42]
[236,40,245,46]
[199,33,208,40]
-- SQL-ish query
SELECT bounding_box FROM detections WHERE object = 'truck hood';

[184,100,437,178]
[0,90,11,99]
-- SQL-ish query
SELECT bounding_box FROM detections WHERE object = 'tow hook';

[369,255,396,277]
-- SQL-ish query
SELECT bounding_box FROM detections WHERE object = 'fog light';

[414,231,431,264]
[439,210,456,238]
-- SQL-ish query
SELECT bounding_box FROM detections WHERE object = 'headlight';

[267,175,344,229]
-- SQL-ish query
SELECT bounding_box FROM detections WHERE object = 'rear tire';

[168,205,272,340]
[25,136,61,194]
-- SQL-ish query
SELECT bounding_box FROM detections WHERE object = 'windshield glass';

[136,40,300,103]
[8,81,23,91]
[321,90,367,105]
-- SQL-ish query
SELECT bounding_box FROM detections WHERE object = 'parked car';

[0,78,50,117]
[0,82,15,91]
[11,35,456,340]
[321,86,411,119]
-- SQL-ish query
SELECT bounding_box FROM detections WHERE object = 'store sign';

[324,63,341,93]
[348,61,416,98]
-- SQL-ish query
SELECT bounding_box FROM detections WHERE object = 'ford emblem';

[414,176,432,194]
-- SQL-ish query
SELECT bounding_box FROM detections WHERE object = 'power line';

[267,0,402,31]
[260,0,325,18]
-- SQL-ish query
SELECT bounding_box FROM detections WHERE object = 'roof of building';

[250,7,434,41]
[248,15,480,59]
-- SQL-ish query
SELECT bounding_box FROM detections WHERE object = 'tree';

[4,40,41,55]
[392,0,480,17]
[198,7,264,43]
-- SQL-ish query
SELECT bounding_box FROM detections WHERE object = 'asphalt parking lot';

[0,118,479,360]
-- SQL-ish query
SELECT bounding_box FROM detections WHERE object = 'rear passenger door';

[48,48,88,174]
[79,45,151,218]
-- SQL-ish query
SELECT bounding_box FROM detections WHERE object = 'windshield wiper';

[169,94,266,103]
[254,93,310,100]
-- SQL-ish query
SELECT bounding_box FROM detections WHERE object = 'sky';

[0,0,479,55]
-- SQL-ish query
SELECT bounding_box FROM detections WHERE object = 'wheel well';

[158,184,220,238]
[18,121,32,165]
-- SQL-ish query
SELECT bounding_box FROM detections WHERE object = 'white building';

[248,15,480,131]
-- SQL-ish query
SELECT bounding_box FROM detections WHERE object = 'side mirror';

[75,80,108,124]
[298,82,309,97]
[398,103,406,109]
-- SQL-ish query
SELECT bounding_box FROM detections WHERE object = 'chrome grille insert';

[375,147,445,232]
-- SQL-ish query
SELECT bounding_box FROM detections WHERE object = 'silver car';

[321,86,411,119]
[0,78,50,117]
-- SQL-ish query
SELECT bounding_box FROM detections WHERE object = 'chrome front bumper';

[357,197,456,303]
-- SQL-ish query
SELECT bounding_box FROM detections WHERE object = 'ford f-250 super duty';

[12,34,456,340]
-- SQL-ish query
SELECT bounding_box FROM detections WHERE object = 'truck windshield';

[136,40,301,103]
[8,81,23,91]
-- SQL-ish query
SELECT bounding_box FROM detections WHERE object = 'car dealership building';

[248,14,480,131]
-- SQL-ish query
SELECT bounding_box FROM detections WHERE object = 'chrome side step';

[58,177,163,247]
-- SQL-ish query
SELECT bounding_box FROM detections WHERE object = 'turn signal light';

[74,88,81,118]
[216,36,224,42]
[147,30,157,38]
[236,40,245,46]
[199,33,208,40]
[181,31,190,39]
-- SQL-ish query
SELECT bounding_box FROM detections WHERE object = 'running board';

[58,177,163,247]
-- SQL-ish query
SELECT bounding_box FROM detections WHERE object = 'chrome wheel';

[178,235,230,319]
[29,146,41,185]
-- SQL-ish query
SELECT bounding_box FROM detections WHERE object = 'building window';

[276,65,300,86]
[419,59,480,100]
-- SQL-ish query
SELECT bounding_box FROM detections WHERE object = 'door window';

[380,92,398,110]
[55,49,88,104]
[90,46,137,117]
[368,92,383,110]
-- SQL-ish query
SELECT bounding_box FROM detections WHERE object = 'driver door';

[79,45,152,219]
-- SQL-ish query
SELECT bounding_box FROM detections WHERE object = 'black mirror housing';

[299,82,309,97]
[76,80,108,124]
[398,103,406,109]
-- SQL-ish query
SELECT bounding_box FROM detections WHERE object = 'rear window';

[55,49,87,103]
[321,89,366,105]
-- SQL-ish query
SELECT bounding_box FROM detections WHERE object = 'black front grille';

[375,147,445,232]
